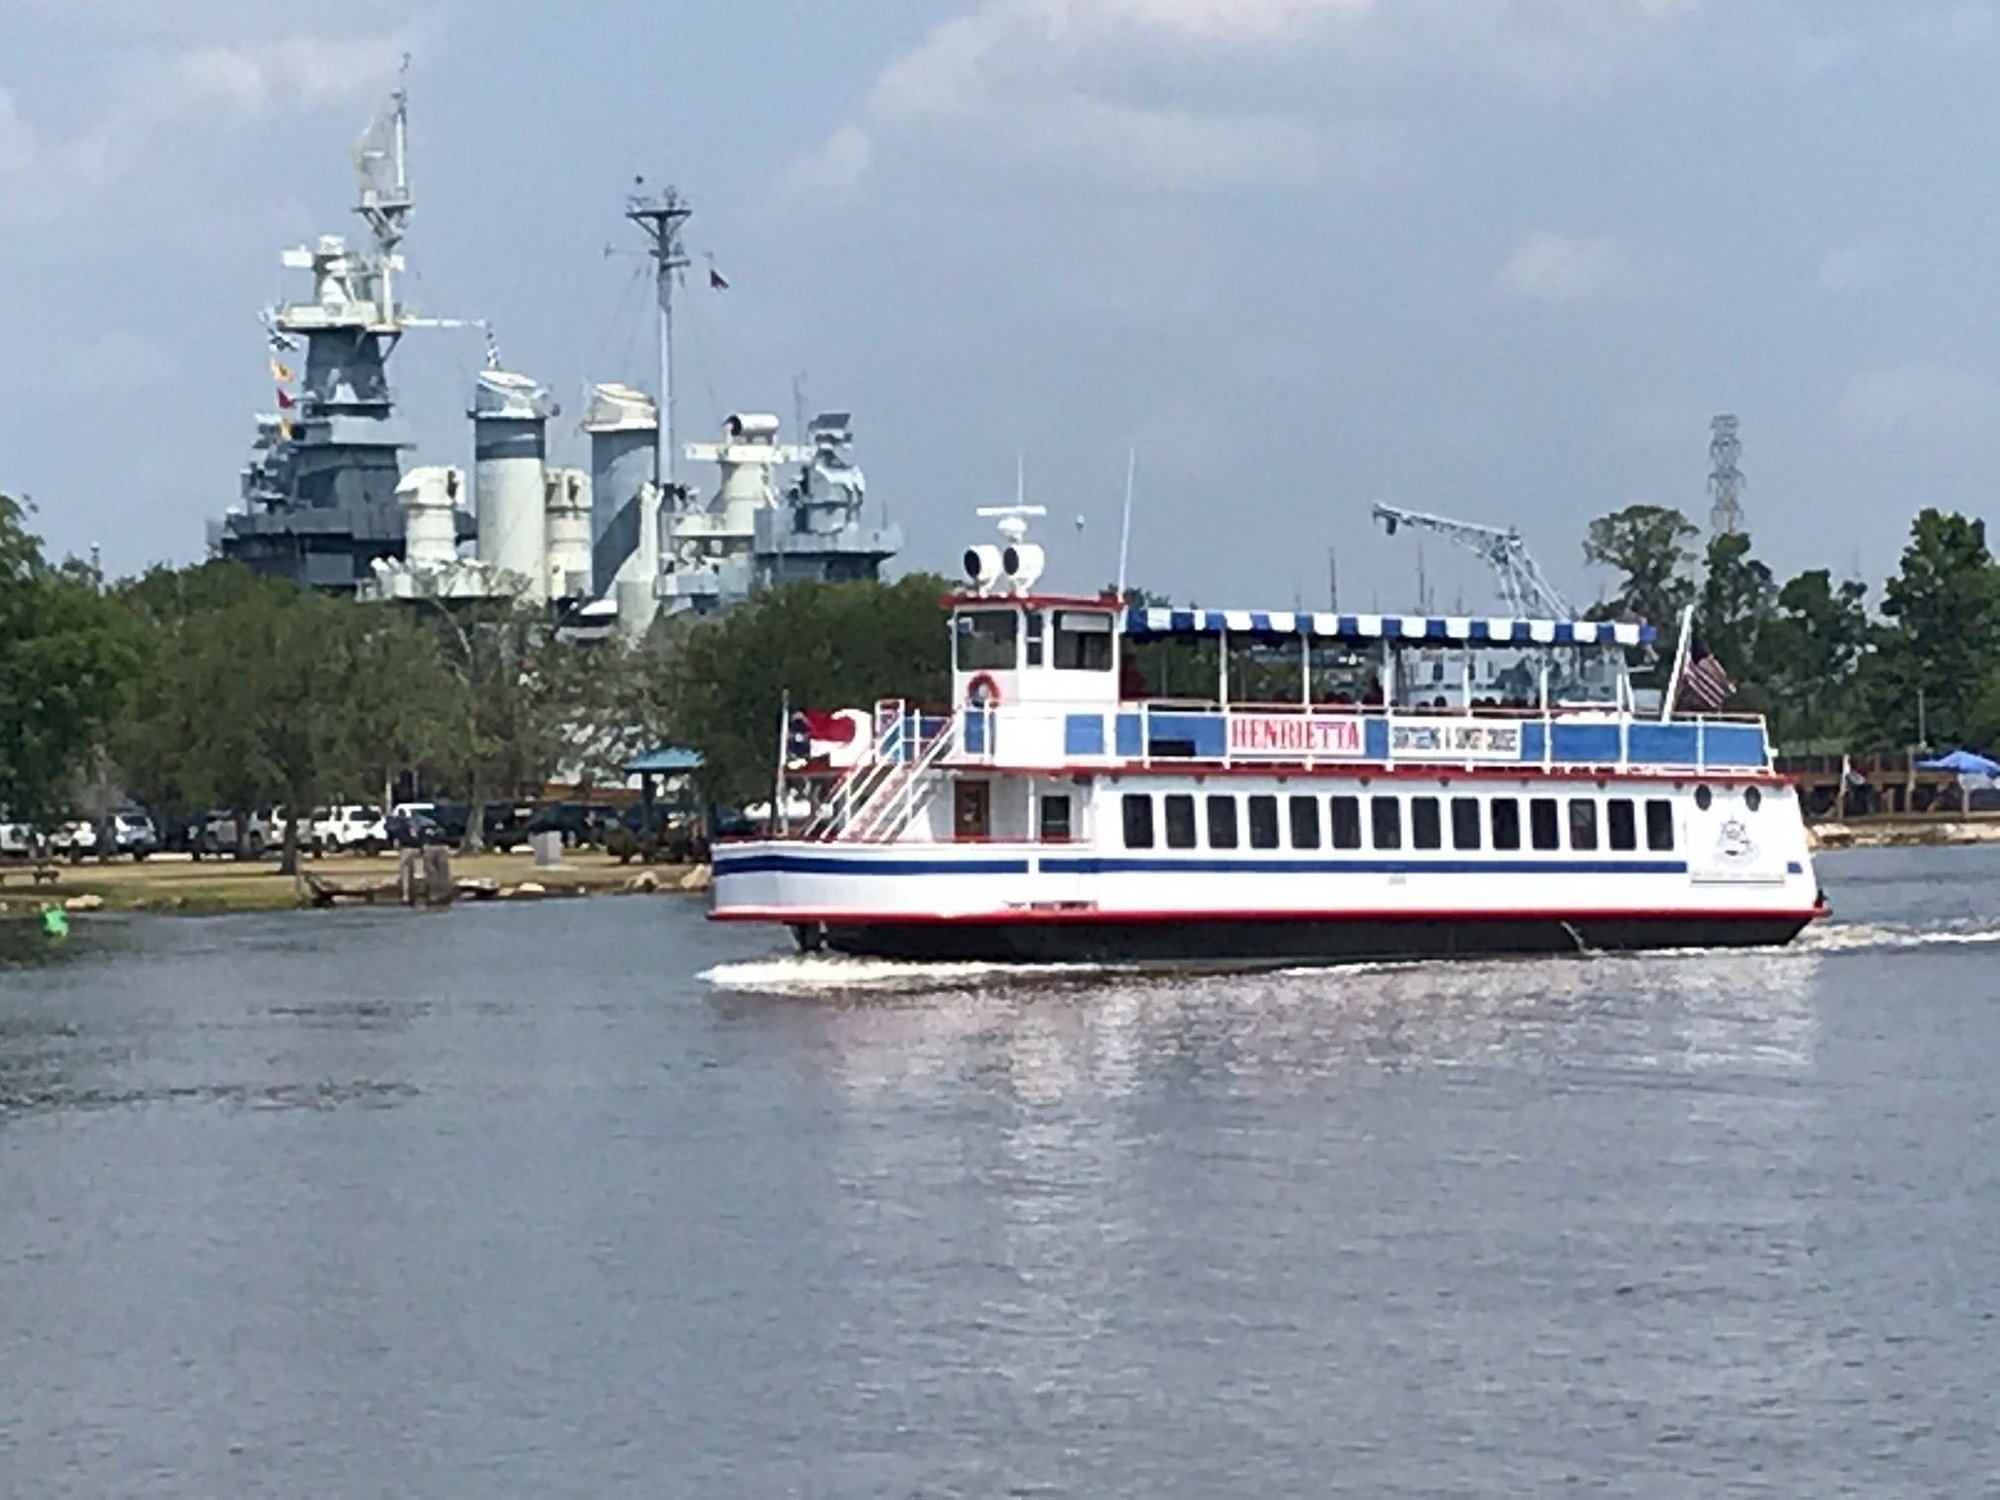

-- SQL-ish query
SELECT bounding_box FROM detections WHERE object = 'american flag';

[1679,634,1734,710]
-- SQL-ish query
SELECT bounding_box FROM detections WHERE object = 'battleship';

[210,78,901,631]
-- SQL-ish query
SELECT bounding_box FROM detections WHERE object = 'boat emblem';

[1715,817,1755,860]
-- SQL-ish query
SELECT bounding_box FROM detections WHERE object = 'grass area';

[0,849,695,914]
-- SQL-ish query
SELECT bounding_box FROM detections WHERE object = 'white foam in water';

[700,954,1118,994]
[1796,920,2000,952]
[701,920,2000,994]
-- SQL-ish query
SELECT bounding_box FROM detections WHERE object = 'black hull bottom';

[799,915,1814,965]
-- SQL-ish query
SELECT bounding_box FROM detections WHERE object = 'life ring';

[966,672,1002,707]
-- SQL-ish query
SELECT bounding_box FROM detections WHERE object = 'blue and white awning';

[1123,608,1654,647]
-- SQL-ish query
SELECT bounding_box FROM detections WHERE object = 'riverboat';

[710,510,1826,963]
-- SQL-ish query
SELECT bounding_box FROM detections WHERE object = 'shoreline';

[1809,817,2000,851]
[0,850,705,915]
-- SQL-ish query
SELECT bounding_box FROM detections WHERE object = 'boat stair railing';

[843,710,961,843]
[802,701,960,842]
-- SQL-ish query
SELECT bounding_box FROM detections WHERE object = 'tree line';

[1583,502,1999,752]
[0,492,952,861]
[3,491,1996,852]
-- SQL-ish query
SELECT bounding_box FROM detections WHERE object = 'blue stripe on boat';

[717,852,1688,878]
[714,853,1032,877]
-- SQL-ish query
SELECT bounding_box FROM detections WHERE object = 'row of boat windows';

[1120,790,1677,854]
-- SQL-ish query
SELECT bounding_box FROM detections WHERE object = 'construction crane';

[1371,503,1573,619]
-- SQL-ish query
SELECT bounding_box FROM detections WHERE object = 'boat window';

[954,609,1017,671]
[1568,799,1598,851]
[1248,794,1279,849]
[1207,794,1238,849]
[1122,793,1154,849]
[1646,799,1675,851]
[1693,782,1711,812]
[1329,795,1362,849]
[1451,797,1481,850]
[1289,795,1321,849]
[1744,785,1763,813]
[1371,795,1402,850]
[1530,798,1560,851]
[1053,610,1114,671]
[1491,797,1521,851]
[1025,610,1045,668]
[1039,794,1071,843]
[1411,796,1441,850]
[1608,799,1636,850]
[1165,793,1197,849]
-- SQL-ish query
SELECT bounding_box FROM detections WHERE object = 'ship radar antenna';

[352,61,413,322]
[1708,414,1744,536]
[625,181,693,498]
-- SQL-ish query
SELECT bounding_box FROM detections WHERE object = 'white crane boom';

[1371,503,1573,619]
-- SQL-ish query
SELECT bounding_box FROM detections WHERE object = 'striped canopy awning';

[1123,608,1654,647]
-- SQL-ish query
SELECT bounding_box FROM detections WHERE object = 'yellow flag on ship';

[270,358,294,383]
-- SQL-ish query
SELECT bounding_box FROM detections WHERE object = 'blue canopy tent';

[1916,749,2000,776]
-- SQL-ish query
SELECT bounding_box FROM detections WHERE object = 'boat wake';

[699,954,1122,995]
[1794,919,2000,953]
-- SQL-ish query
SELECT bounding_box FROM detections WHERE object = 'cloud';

[1817,241,1889,293]
[1496,231,1664,305]
[0,29,415,225]
[1840,364,1996,434]
[785,0,1697,200]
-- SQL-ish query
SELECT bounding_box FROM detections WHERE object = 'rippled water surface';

[4,847,1999,1495]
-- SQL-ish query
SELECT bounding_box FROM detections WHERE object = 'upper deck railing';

[878,697,1772,777]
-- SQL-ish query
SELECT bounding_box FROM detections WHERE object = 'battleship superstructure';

[210,82,904,620]
[214,82,474,591]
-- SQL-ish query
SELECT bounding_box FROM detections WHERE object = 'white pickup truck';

[310,805,389,855]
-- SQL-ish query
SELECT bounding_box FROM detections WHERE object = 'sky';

[4,0,1999,616]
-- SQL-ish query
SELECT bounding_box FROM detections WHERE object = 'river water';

[2,847,1997,1495]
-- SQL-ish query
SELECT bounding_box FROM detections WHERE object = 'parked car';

[310,805,389,855]
[49,820,98,861]
[480,803,538,853]
[526,801,624,849]
[0,821,41,858]
[387,803,447,848]
[425,802,470,842]
[47,810,158,862]
[109,811,159,859]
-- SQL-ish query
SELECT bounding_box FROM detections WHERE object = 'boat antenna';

[1116,447,1137,602]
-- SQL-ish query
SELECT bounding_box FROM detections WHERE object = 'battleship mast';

[624,183,692,497]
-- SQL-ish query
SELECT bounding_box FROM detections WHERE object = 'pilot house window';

[1053,611,1114,671]
[954,610,1017,671]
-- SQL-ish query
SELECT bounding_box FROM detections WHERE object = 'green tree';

[1758,569,1870,745]
[1695,530,1776,702]
[0,495,139,826]
[1584,504,1700,631]
[410,598,568,850]
[1851,508,2000,749]
[665,575,952,803]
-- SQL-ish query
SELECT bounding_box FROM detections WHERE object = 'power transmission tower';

[1708,414,1744,536]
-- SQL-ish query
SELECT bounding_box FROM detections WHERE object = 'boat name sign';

[1388,718,1522,763]
[1228,715,1364,757]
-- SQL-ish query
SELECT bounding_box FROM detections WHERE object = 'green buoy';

[40,905,69,938]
